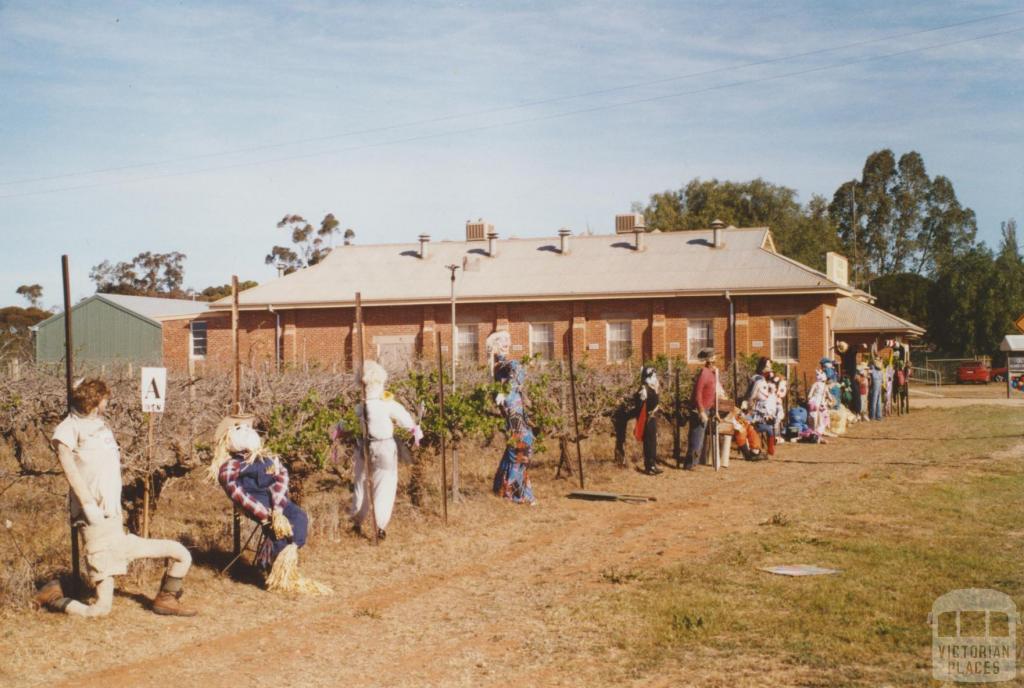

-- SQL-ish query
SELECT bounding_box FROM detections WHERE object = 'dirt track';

[7,406,1022,688]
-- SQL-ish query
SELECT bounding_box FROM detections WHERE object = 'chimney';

[633,220,646,252]
[276,264,285,278]
[558,228,571,255]
[343,228,355,246]
[616,213,644,235]
[487,231,498,257]
[711,219,725,249]
[418,233,430,259]
[466,218,492,242]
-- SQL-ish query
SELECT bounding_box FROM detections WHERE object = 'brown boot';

[32,580,66,611]
[152,575,198,617]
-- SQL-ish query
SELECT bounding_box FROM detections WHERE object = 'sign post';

[140,367,166,537]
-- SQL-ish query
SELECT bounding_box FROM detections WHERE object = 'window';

[607,321,632,363]
[190,321,207,358]
[529,323,554,361]
[456,325,479,364]
[771,318,798,361]
[687,319,713,361]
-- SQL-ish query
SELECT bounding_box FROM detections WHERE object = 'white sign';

[1008,356,1024,371]
[141,367,167,413]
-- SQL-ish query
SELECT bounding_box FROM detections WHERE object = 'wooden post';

[231,276,241,555]
[567,325,585,489]
[673,367,682,468]
[355,293,379,544]
[436,331,448,525]
[61,255,81,597]
[142,412,153,538]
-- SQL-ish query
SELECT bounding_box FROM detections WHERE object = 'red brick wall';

[162,294,839,381]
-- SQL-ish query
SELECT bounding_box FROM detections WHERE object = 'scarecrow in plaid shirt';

[211,415,308,569]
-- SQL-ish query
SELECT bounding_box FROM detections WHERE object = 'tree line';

[633,149,1020,356]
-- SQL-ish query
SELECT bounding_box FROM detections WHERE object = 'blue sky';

[2,1,1022,307]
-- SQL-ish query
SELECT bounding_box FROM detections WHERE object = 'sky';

[1,0,1022,308]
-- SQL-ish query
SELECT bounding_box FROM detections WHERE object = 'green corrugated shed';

[35,294,164,365]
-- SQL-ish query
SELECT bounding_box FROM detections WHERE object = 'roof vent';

[466,218,492,242]
[558,228,571,255]
[616,213,644,235]
[711,219,725,249]
[487,231,498,257]
[418,233,430,260]
[633,220,647,252]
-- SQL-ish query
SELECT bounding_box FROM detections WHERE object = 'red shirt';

[691,366,717,412]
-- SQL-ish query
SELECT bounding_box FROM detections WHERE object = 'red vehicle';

[956,361,991,384]
[991,366,1008,382]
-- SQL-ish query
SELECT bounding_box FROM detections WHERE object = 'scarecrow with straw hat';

[212,414,328,593]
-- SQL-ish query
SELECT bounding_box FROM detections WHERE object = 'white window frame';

[455,324,479,365]
[529,322,555,361]
[770,317,799,363]
[374,334,417,370]
[606,321,632,364]
[686,319,714,362]
[190,320,207,359]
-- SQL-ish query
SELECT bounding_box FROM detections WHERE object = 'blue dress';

[491,356,536,504]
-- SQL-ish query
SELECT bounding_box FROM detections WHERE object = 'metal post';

[230,276,242,555]
[436,331,448,525]
[567,325,585,489]
[355,293,379,544]
[61,256,80,597]
[231,275,241,414]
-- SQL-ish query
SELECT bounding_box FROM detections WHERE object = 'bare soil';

[3,405,1022,688]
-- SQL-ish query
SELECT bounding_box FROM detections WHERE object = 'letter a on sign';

[141,367,167,413]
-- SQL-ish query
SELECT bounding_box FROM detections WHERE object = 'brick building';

[161,219,923,382]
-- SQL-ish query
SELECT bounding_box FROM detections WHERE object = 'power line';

[1,8,1021,188]
[1,24,1021,201]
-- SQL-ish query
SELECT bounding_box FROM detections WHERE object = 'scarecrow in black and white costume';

[632,366,663,475]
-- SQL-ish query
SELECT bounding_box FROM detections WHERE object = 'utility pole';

[446,264,459,392]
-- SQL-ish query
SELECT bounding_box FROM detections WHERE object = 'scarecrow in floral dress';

[487,330,536,504]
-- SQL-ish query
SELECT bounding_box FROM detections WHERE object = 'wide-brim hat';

[697,347,717,361]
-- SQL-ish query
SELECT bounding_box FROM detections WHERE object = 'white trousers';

[66,532,191,618]
[352,438,398,531]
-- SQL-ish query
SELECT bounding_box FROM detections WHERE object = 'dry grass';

[1,405,1021,687]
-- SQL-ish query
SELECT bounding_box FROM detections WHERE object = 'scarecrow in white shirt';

[33,379,197,617]
[334,361,422,541]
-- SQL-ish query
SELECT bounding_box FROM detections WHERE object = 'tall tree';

[90,251,188,296]
[928,247,1002,356]
[15,284,43,308]
[197,280,259,301]
[638,178,839,271]
[829,149,977,281]
[265,213,342,275]
[0,306,48,361]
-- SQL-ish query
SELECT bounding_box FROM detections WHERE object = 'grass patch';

[600,407,1024,686]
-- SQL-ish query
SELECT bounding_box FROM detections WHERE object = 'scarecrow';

[487,330,537,503]
[633,365,663,475]
[34,379,197,617]
[213,414,328,593]
[686,348,721,469]
[342,360,423,539]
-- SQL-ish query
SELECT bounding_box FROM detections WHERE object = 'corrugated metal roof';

[832,297,925,335]
[214,227,852,310]
[96,294,209,321]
